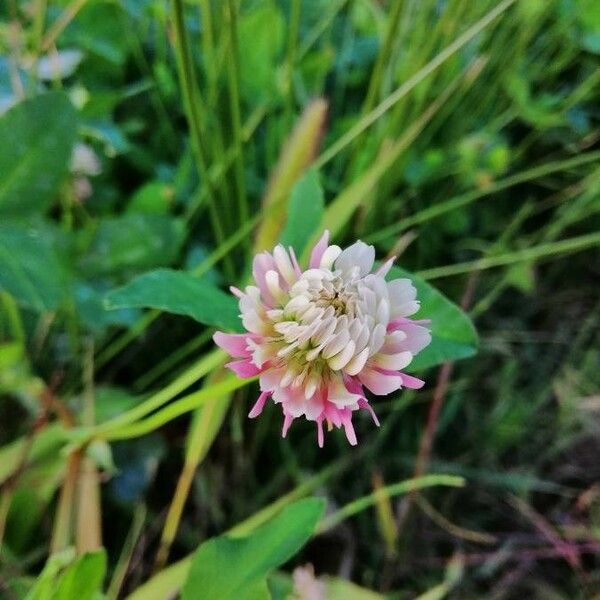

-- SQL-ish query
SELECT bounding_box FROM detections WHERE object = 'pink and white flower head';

[214,231,431,447]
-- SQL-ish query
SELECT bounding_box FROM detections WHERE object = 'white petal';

[273,245,297,285]
[328,376,361,407]
[265,270,286,304]
[344,346,370,375]
[334,240,375,276]
[319,245,342,269]
[388,278,419,317]
[327,340,356,371]
[322,330,350,359]
[371,350,412,371]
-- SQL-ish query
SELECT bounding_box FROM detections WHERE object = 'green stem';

[171,0,234,279]
[94,349,226,437]
[102,375,254,441]
[225,0,249,245]
[318,474,465,532]
[417,232,600,280]
[313,0,516,169]
[362,0,404,112]
[365,151,600,244]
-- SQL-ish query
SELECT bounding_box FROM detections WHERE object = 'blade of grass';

[100,375,254,442]
[106,504,147,600]
[93,349,226,437]
[313,0,516,169]
[75,341,102,553]
[153,371,232,571]
[365,150,600,244]
[417,232,600,280]
[225,0,249,246]
[317,474,465,532]
[254,98,328,252]
[303,57,485,259]
[171,0,233,278]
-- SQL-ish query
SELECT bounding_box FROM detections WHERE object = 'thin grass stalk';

[153,372,231,571]
[40,0,88,52]
[100,375,253,442]
[365,151,600,244]
[284,0,301,125]
[362,0,404,112]
[417,232,600,280]
[106,504,147,600]
[308,58,484,255]
[225,0,249,245]
[314,0,517,169]
[317,474,465,532]
[133,330,213,392]
[171,0,234,278]
[75,341,102,553]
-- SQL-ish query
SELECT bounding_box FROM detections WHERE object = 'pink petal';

[309,230,330,268]
[288,246,302,276]
[358,398,380,426]
[230,286,244,299]
[213,332,252,358]
[376,256,396,277]
[400,373,425,389]
[248,391,270,418]
[342,415,358,446]
[252,252,277,307]
[226,358,261,378]
[358,367,403,395]
[316,417,325,448]
[282,412,294,437]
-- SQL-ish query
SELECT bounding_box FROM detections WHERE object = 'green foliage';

[0,223,71,313]
[26,549,106,600]
[279,168,325,256]
[182,498,325,600]
[0,0,599,598]
[77,215,185,276]
[388,267,478,371]
[0,92,77,215]
[104,268,242,331]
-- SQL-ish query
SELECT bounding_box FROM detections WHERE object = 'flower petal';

[213,332,252,358]
[226,358,261,378]
[309,230,330,268]
[335,240,375,276]
[358,367,403,395]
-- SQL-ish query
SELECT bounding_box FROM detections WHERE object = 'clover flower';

[214,231,431,446]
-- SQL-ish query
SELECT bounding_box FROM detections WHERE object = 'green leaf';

[388,266,478,371]
[0,92,77,215]
[25,549,106,600]
[279,168,325,256]
[0,223,71,312]
[77,214,185,276]
[54,550,107,600]
[181,498,325,600]
[104,268,242,332]
[237,4,284,104]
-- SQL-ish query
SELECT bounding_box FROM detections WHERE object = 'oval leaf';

[279,168,325,256]
[0,92,78,215]
[388,266,478,370]
[104,268,242,332]
[182,498,325,600]
[0,222,72,312]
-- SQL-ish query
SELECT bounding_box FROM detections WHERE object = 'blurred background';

[0,0,599,598]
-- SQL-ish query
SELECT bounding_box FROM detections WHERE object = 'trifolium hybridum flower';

[214,231,431,447]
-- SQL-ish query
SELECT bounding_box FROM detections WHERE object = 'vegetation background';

[0,0,599,598]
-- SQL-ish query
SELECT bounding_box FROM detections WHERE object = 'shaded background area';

[0,0,599,598]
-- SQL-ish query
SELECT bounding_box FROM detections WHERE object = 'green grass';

[0,0,599,598]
